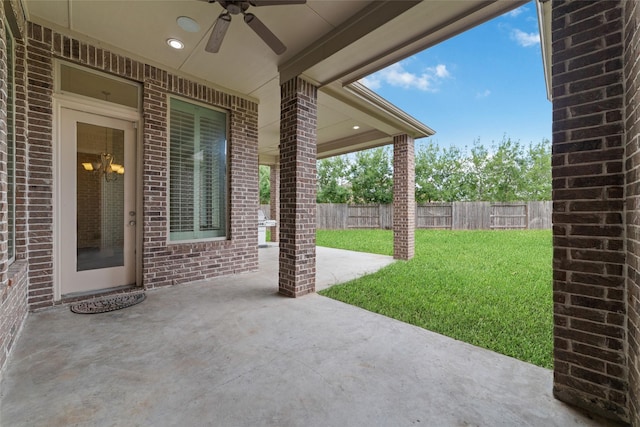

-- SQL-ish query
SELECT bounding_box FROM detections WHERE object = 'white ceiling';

[25,0,526,164]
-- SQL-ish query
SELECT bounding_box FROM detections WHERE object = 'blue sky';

[359,1,550,151]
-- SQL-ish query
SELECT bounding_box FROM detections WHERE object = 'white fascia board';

[342,82,435,139]
[536,0,552,101]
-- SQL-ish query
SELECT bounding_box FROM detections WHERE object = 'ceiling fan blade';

[205,13,232,53]
[249,1,306,6]
[244,13,286,55]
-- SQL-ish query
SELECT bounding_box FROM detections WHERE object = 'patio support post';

[393,134,415,260]
[551,1,633,424]
[269,163,280,242]
[623,2,640,423]
[278,77,317,297]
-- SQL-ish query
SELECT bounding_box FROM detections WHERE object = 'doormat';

[70,293,146,314]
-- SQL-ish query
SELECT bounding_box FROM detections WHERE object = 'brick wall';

[26,23,55,309]
[624,0,640,424]
[142,77,259,288]
[1,262,27,371]
[0,1,30,373]
[1,5,10,291]
[24,22,259,303]
[12,14,27,265]
[278,77,317,297]
[393,134,415,260]
[551,1,628,422]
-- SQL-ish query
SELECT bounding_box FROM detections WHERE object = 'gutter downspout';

[536,0,553,101]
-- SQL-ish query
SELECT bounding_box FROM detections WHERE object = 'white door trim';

[53,97,142,301]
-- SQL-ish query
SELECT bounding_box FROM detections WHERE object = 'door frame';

[53,95,143,301]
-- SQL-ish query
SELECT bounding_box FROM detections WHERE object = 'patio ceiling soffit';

[278,0,421,85]
[322,81,434,139]
[280,0,530,88]
[313,81,434,160]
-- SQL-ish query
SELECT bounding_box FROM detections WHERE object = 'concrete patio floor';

[0,246,621,426]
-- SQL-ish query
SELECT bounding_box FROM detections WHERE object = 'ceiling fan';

[204,0,306,55]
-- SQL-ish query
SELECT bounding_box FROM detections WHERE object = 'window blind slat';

[169,99,227,241]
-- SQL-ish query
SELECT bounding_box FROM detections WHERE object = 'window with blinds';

[169,98,227,241]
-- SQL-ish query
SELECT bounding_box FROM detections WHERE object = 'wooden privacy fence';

[260,201,552,230]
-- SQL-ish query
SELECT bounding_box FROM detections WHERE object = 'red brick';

[552,1,631,422]
[278,77,317,297]
[393,134,415,260]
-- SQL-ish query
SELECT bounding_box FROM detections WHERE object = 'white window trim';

[166,95,230,244]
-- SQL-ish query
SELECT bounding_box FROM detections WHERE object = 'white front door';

[59,108,136,295]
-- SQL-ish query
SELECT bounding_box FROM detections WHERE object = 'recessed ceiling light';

[177,16,201,33]
[167,38,184,50]
[353,125,360,130]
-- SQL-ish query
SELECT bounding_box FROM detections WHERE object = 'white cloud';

[359,62,450,92]
[360,75,381,90]
[476,89,491,99]
[511,29,540,47]
[429,64,450,78]
[506,6,526,18]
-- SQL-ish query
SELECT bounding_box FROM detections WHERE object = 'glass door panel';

[76,123,125,271]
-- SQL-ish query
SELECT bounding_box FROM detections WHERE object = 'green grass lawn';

[317,229,553,369]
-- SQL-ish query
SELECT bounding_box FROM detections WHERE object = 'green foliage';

[415,136,551,202]
[415,143,468,202]
[317,229,553,369]
[464,137,551,202]
[315,137,551,203]
[467,142,490,201]
[349,147,393,204]
[259,165,271,204]
[522,140,552,201]
[481,138,527,202]
[317,156,352,203]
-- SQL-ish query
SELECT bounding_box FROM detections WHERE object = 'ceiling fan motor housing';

[206,0,306,54]
[218,1,249,15]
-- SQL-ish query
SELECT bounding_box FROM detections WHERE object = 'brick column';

[26,23,55,309]
[269,163,279,243]
[551,1,628,423]
[623,1,640,425]
[393,134,415,260]
[278,77,317,297]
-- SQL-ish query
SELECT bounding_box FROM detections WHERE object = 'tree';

[317,156,352,203]
[415,142,440,202]
[350,147,393,204]
[466,141,490,201]
[417,136,552,203]
[482,137,527,202]
[415,143,468,202]
[521,139,552,201]
[462,137,551,202]
[259,165,271,204]
[312,136,551,205]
